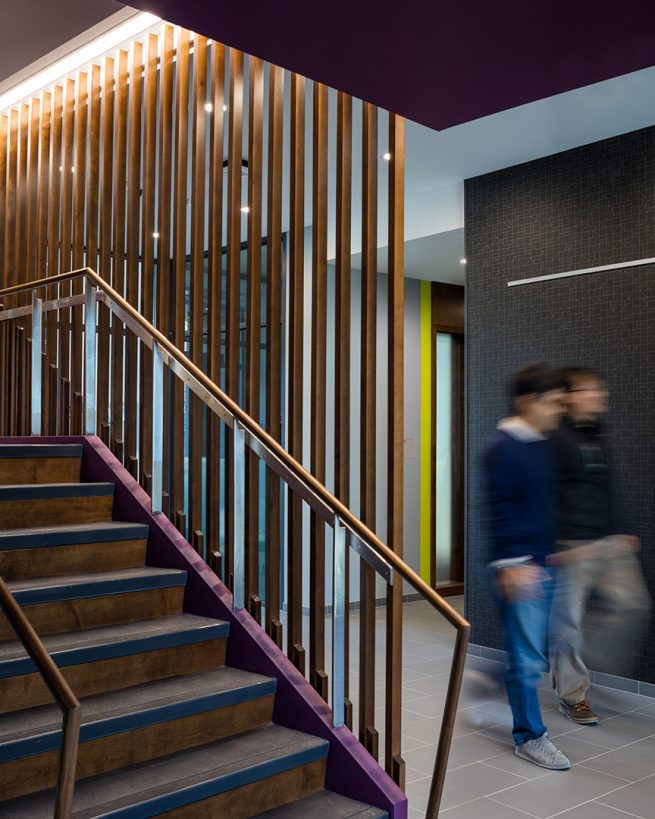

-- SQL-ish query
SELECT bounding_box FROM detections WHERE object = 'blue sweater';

[483,428,555,566]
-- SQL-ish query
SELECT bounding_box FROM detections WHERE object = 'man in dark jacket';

[484,364,570,770]
[549,368,650,724]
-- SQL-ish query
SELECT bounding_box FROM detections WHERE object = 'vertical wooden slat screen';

[45,86,62,434]
[310,80,328,700]
[4,110,18,294]
[71,72,88,434]
[334,90,353,726]
[171,27,190,534]
[245,55,264,620]
[35,91,51,282]
[139,33,159,491]
[264,63,284,648]
[125,42,143,476]
[206,40,225,571]
[359,100,379,761]
[86,66,101,283]
[190,34,207,552]
[156,25,174,514]
[25,98,40,284]
[97,57,114,441]
[287,71,306,675]
[225,49,244,587]
[59,79,75,434]
[15,103,29,300]
[385,111,405,789]
[111,51,128,457]
[0,113,8,434]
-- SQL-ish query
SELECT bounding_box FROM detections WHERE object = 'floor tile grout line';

[485,795,543,818]
[545,793,647,819]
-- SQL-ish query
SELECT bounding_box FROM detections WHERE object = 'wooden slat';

[309,80,328,700]
[225,48,244,586]
[189,33,208,547]
[139,32,159,491]
[25,98,40,284]
[35,91,52,284]
[59,78,76,434]
[97,57,115,435]
[171,28,191,533]
[86,65,101,285]
[335,90,353,725]
[45,85,63,434]
[206,40,226,573]
[385,110,405,790]
[245,55,264,620]
[157,24,175,516]
[71,71,88,435]
[0,114,7,289]
[287,71,305,674]
[264,62,284,647]
[125,41,143,477]
[111,50,129,452]
[3,110,18,294]
[359,100,378,760]
[15,103,29,297]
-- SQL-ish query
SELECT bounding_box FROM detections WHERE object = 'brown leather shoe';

[559,698,598,724]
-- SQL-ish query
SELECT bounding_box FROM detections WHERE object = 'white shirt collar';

[497,416,546,442]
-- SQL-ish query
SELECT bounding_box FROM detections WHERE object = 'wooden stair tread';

[0,724,328,818]
[0,666,276,757]
[6,566,187,605]
[0,614,228,674]
[0,445,83,459]
[254,790,388,818]
[0,521,149,549]
[0,483,114,501]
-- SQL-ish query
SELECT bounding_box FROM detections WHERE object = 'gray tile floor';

[345,598,655,819]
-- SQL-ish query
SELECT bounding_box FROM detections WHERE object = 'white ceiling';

[3,5,655,286]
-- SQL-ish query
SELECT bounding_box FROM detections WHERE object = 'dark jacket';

[484,421,556,566]
[550,418,617,541]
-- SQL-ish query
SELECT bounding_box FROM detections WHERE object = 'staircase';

[0,442,387,818]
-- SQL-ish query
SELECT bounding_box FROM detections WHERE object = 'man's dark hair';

[561,366,605,391]
[510,364,567,399]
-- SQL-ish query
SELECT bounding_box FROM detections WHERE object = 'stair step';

[0,445,82,485]
[0,522,149,582]
[254,790,388,818]
[6,567,187,606]
[0,483,114,529]
[0,724,329,818]
[0,615,229,713]
[0,668,277,800]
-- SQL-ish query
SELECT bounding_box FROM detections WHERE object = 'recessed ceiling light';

[241,205,250,213]
[71,166,75,173]
[204,102,213,112]
[459,258,467,264]
[383,152,391,161]
[153,232,160,239]
[223,104,228,112]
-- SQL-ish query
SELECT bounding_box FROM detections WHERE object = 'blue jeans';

[497,570,554,746]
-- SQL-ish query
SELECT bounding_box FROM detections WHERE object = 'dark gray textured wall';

[465,126,655,683]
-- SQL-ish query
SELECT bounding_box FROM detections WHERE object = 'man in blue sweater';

[484,364,570,770]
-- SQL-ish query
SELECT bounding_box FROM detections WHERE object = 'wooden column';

[359,100,378,760]
[97,57,115,441]
[156,25,174,514]
[139,33,159,493]
[125,42,143,477]
[206,40,226,572]
[385,111,405,789]
[110,51,128,458]
[264,63,284,648]
[171,28,191,534]
[189,34,208,552]
[310,80,328,700]
[287,72,306,675]
[334,90,353,726]
[245,55,264,620]
[225,48,244,586]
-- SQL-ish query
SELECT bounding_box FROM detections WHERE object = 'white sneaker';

[515,734,571,770]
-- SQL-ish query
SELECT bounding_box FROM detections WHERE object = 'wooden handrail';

[0,577,81,817]
[0,268,470,816]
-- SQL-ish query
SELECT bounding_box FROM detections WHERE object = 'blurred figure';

[549,368,651,724]
[483,364,570,770]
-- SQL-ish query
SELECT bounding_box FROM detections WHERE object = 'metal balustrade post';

[233,418,246,609]
[151,341,164,513]
[31,292,43,436]
[332,516,346,728]
[84,284,97,435]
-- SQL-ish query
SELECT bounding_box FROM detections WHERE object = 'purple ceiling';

[126,0,655,130]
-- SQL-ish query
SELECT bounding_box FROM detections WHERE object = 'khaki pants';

[549,538,651,705]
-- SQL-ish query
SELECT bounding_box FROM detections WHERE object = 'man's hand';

[613,535,640,552]
[495,564,546,602]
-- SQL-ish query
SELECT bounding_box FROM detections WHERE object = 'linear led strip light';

[0,11,161,114]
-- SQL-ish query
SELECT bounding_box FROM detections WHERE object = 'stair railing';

[0,268,470,817]
[0,578,81,817]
